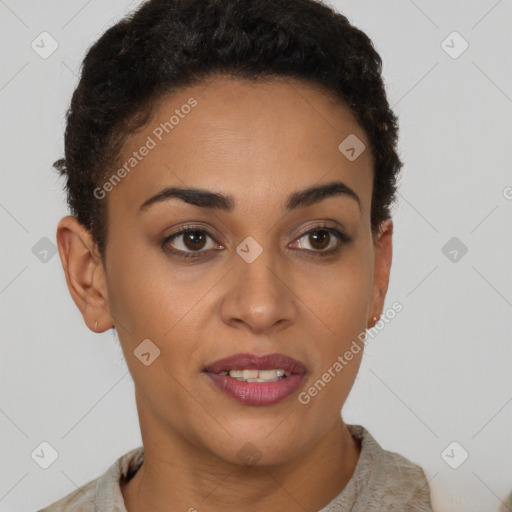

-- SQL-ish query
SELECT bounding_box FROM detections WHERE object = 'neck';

[121,416,360,512]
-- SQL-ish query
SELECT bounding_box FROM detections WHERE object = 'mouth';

[203,353,306,406]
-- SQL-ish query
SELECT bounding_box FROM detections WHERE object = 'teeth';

[258,369,280,380]
[242,369,259,380]
[222,369,291,382]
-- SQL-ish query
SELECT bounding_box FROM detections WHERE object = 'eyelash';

[162,223,352,260]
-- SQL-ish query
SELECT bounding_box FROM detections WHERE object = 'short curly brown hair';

[54,0,402,261]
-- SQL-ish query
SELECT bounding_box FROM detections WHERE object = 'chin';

[203,422,313,467]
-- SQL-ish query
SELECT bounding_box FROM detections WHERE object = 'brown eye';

[307,229,331,250]
[295,227,339,252]
[163,227,220,258]
[291,224,352,258]
[182,230,207,251]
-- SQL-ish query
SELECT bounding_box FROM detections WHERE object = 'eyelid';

[292,219,348,239]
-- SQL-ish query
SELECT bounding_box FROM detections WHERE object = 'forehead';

[106,75,373,218]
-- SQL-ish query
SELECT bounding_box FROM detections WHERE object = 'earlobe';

[56,215,112,332]
[367,218,393,328]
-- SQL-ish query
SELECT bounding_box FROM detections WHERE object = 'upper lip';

[204,353,307,374]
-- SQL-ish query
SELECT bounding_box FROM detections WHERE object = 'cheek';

[104,239,219,380]
[301,240,373,404]
[314,243,374,335]
[301,267,368,418]
[104,233,179,332]
[105,253,202,409]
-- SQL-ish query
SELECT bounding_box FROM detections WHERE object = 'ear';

[367,218,393,328]
[56,215,113,333]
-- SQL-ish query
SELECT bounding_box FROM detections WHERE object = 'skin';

[56,75,393,512]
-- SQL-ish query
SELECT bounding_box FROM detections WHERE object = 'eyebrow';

[138,180,361,214]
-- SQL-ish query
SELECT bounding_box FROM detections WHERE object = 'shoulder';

[360,425,430,485]
[36,446,144,512]
[324,424,433,512]
[36,476,100,511]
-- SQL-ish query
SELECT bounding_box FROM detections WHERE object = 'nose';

[219,245,298,336]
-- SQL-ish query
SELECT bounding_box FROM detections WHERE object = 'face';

[58,75,392,466]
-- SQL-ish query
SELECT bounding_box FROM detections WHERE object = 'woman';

[40,0,433,510]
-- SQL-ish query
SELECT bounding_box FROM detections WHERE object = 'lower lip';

[205,373,304,406]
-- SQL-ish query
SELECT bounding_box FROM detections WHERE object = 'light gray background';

[1,1,511,511]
